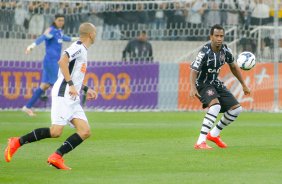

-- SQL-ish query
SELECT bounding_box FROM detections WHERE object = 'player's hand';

[190,86,201,99]
[71,37,79,41]
[242,85,251,95]
[69,85,79,100]
[25,43,36,54]
[86,88,98,100]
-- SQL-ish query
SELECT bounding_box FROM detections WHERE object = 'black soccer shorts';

[197,84,239,113]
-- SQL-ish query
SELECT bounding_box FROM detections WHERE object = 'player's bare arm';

[228,62,251,95]
[58,54,78,98]
[81,84,98,100]
[86,88,98,100]
[189,69,201,98]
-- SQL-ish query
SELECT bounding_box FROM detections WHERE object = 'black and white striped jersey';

[190,43,234,86]
[52,41,88,100]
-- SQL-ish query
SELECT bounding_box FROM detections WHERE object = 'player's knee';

[40,83,50,91]
[213,103,221,110]
[236,106,243,115]
[209,103,221,114]
[51,131,62,138]
[50,128,63,138]
[230,106,243,116]
[79,129,91,140]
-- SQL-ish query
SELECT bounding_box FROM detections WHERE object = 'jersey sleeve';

[190,49,207,72]
[34,27,56,45]
[62,35,72,42]
[64,44,82,62]
[224,46,234,64]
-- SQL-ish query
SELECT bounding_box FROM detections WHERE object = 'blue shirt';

[35,25,71,64]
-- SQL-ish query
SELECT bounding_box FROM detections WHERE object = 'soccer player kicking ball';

[190,24,251,150]
[5,23,97,170]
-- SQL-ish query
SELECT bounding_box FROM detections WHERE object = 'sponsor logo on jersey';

[192,51,205,69]
[208,68,220,73]
[71,49,81,58]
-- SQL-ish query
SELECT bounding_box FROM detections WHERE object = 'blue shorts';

[42,62,58,85]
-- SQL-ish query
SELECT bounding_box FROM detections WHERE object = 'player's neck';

[211,44,221,53]
[79,38,91,49]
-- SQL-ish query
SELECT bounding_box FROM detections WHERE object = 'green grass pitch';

[0,111,282,184]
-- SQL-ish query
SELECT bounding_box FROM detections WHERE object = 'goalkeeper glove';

[71,37,79,41]
[25,43,36,54]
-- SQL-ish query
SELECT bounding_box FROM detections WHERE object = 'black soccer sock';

[56,133,83,156]
[19,128,51,145]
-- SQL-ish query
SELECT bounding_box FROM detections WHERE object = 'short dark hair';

[55,14,65,19]
[210,24,224,35]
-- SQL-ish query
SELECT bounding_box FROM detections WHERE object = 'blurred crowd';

[0,0,278,41]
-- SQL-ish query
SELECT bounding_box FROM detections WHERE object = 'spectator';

[269,3,282,24]
[28,1,45,38]
[14,2,29,38]
[122,31,153,62]
[102,4,123,40]
[185,0,207,40]
[225,0,243,25]
[204,0,221,26]
[89,2,104,40]
[42,2,53,30]
[152,2,167,40]
[0,0,16,38]
[165,1,186,40]
[65,2,82,35]
[186,0,206,25]
[241,0,253,27]
[250,0,271,25]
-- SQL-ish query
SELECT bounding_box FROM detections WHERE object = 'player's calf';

[210,106,243,137]
[196,103,221,145]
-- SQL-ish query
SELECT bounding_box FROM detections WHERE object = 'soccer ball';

[236,51,256,70]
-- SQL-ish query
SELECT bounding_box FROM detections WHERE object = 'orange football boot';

[207,132,227,148]
[5,137,21,162]
[194,141,213,150]
[47,153,71,170]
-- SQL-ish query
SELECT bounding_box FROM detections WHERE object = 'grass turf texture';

[0,111,282,184]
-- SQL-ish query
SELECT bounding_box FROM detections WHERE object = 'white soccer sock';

[197,104,221,144]
[210,106,242,137]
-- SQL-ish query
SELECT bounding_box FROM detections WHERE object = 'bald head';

[79,22,96,46]
[79,22,96,36]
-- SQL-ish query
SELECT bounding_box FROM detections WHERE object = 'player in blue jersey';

[22,14,77,116]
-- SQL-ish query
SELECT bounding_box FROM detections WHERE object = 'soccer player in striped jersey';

[190,24,251,149]
[5,23,97,170]
[22,14,78,116]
